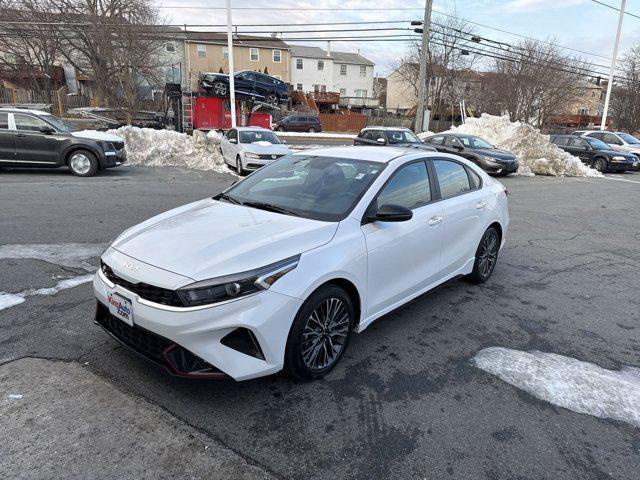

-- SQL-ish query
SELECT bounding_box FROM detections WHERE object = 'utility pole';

[600,0,626,131]
[414,0,434,133]
[226,0,237,128]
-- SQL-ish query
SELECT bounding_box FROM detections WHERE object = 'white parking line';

[603,175,640,184]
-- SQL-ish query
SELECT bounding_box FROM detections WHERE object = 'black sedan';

[199,70,288,106]
[550,135,639,172]
[354,127,436,151]
[423,133,518,175]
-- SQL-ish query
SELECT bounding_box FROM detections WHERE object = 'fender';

[60,141,105,167]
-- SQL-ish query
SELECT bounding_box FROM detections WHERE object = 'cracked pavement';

[1,166,639,479]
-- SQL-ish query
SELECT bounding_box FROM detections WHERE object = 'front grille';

[101,262,183,307]
[113,141,125,151]
[257,153,285,160]
[95,302,226,378]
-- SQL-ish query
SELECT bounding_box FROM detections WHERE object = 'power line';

[591,0,640,20]
[155,5,425,10]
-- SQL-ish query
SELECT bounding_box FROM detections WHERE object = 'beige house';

[386,68,417,115]
[185,32,291,89]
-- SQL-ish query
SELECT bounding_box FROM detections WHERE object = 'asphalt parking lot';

[1,165,639,479]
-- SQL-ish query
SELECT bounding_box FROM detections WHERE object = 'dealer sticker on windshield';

[107,292,134,326]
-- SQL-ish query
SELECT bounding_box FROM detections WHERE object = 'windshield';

[43,114,79,132]
[583,137,611,150]
[239,130,282,144]
[220,155,384,221]
[459,135,493,149]
[387,130,421,144]
[617,133,640,144]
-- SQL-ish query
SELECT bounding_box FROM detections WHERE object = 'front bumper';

[610,158,639,171]
[93,267,303,381]
[102,150,127,168]
[482,159,519,173]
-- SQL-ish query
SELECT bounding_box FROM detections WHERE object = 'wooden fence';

[0,86,91,117]
[319,113,367,133]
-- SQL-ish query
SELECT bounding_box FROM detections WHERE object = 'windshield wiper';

[241,201,301,217]
[215,192,242,205]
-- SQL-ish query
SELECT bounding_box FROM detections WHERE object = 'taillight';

[502,184,508,196]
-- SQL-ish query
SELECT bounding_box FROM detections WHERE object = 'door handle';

[16,133,26,138]
[428,216,443,226]
[476,201,487,209]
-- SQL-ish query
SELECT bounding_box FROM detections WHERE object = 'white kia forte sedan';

[94,147,509,381]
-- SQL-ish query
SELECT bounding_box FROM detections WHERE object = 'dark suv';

[273,115,322,133]
[550,134,638,172]
[0,108,126,177]
[200,70,289,106]
[354,127,436,151]
[423,133,518,175]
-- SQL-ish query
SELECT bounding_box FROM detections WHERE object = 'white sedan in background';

[220,126,291,175]
[94,147,509,381]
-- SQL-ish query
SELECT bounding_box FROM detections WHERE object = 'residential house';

[545,78,607,131]
[290,44,378,112]
[185,32,291,89]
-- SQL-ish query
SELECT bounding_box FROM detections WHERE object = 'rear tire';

[466,227,500,284]
[68,150,99,177]
[284,285,355,381]
[266,93,278,106]
[277,126,285,132]
[308,127,316,133]
[213,81,228,97]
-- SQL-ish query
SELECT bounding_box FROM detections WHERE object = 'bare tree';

[483,40,585,127]
[50,0,168,122]
[391,17,481,125]
[0,0,62,100]
[610,46,640,133]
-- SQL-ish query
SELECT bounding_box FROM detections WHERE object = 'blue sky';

[154,0,640,76]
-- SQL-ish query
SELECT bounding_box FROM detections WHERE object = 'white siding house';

[290,45,378,110]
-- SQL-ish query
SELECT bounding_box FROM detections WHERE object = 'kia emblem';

[122,262,140,272]
[271,154,277,159]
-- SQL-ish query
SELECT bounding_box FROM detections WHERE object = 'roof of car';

[291,146,422,163]
[234,126,272,131]
[0,107,51,115]
[361,126,412,131]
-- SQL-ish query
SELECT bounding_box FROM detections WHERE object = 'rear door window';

[0,112,8,129]
[433,160,471,199]
[553,136,569,146]
[428,135,445,145]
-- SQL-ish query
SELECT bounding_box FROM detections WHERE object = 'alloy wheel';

[594,158,607,172]
[301,298,350,371]
[69,153,91,175]
[478,232,498,279]
[214,82,227,96]
[266,94,278,106]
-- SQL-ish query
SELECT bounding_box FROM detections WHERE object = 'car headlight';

[481,155,501,165]
[244,152,260,159]
[612,155,626,161]
[176,255,300,307]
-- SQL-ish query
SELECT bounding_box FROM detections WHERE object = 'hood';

[111,199,337,281]
[472,148,516,161]
[603,148,638,158]
[71,130,124,142]
[616,144,640,154]
[242,143,291,154]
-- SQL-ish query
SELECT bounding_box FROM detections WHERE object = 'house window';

[197,44,206,58]
[355,89,367,97]
[359,65,366,77]
[165,43,175,53]
[340,64,347,76]
[318,60,324,71]
[250,48,259,61]
[579,107,589,115]
[313,84,326,93]
[222,46,229,60]
[164,66,180,83]
[339,88,346,96]
[296,83,303,90]
[296,58,303,69]
[273,49,281,62]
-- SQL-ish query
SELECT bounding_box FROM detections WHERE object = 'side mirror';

[229,138,237,144]
[368,204,413,223]
[376,137,386,145]
[453,144,464,151]
[39,126,55,134]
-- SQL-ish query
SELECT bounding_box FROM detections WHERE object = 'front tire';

[236,155,246,176]
[68,150,99,177]
[213,81,228,97]
[593,157,608,173]
[308,127,316,133]
[266,93,278,106]
[284,285,354,381]
[276,126,285,132]
[466,227,500,284]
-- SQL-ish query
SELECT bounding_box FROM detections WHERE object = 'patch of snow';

[473,347,640,427]
[7,394,23,399]
[0,243,104,271]
[420,114,602,177]
[0,293,26,310]
[108,127,232,174]
[0,274,94,312]
[275,131,356,139]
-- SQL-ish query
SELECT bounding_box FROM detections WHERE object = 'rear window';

[552,136,569,146]
[0,112,8,129]
[428,135,445,145]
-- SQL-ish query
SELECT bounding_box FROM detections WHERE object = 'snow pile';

[420,114,601,177]
[109,127,229,173]
[473,347,640,427]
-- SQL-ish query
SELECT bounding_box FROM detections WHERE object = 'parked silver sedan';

[220,126,292,175]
